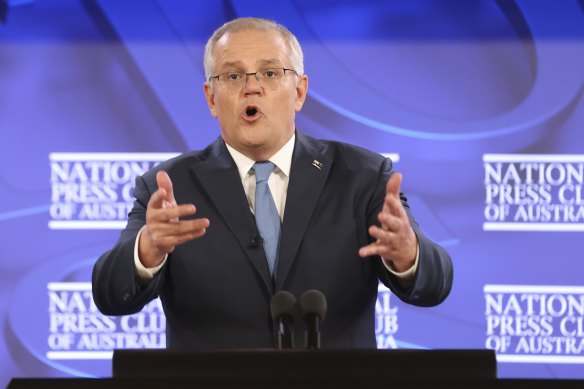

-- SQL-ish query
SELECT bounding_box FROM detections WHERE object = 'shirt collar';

[225,134,295,180]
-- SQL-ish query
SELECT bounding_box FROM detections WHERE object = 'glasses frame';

[208,68,298,90]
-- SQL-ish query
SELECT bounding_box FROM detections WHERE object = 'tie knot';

[252,161,276,183]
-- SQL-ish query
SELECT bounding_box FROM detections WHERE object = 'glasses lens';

[217,69,291,90]
[257,69,284,90]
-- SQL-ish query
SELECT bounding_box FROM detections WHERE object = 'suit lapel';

[188,139,274,294]
[276,133,332,288]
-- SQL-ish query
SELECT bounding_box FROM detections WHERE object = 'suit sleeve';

[92,174,164,316]
[373,158,454,307]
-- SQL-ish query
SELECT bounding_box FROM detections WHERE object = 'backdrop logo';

[49,153,178,229]
[47,282,165,360]
[484,284,584,364]
[483,154,584,232]
[376,284,399,349]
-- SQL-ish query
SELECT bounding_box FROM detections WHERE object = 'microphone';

[248,231,262,248]
[270,291,300,349]
[300,289,327,350]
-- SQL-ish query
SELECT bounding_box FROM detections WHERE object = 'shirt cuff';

[134,226,167,280]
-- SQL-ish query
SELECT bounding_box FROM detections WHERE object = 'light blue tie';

[252,161,281,276]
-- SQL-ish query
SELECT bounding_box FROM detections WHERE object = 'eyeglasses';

[209,68,298,90]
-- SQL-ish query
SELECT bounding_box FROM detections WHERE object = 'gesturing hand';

[138,171,210,268]
[358,173,417,272]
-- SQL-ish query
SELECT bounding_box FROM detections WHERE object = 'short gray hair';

[203,17,304,80]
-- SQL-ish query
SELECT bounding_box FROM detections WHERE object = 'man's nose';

[243,73,262,93]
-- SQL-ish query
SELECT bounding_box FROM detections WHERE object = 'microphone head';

[300,289,327,322]
[270,291,300,322]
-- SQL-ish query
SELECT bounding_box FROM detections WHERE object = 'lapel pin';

[312,160,323,170]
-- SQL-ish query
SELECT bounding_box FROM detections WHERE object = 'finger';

[384,174,407,218]
[386,172,402,199]
[147,218,210,251]
[153,227,210,250]
[156,170,176,206]
[161,218,210,234]
[378,210,403,232]
[367,225,394,242]
[171,225,209,244]
[358,225,388,258]
[359,240,384,258]
[147,186,170,210]
[359,237,398,259]
[150,217,210,237]
[150,204,198,223]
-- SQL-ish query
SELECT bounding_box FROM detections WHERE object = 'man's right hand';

[138,170,210,268]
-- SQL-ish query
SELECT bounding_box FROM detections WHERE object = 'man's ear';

[295,75,309,112]
[204,82,218,118]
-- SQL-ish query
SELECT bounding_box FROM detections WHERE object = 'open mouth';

[242,105,261,122]
[246,107,258,117]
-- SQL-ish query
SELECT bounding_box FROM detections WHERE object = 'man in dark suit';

[92,17,453,349]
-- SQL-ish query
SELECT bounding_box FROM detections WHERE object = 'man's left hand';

[359,172,418,272]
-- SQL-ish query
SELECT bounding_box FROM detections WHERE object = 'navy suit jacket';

[92,131,453,349]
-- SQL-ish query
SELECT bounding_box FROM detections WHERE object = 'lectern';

[113,348,497,382]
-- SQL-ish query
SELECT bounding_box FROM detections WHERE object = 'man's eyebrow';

[257,59,282,67]
[218,59,283,71]
[220,61,244,70]
[221,61,243,67]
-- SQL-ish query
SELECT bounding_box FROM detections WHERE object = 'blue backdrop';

[1,0,584,385]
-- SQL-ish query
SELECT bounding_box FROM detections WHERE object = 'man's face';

[203,29,308,161]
